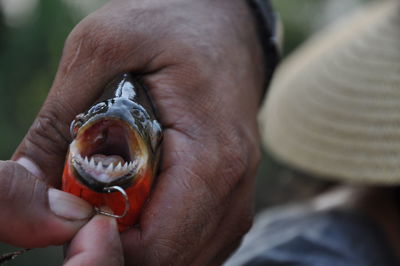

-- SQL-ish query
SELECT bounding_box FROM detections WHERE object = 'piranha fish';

[62,73,162,231]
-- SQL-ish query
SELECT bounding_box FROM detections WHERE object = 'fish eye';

[131,109,146,122]
[70,114,85,138]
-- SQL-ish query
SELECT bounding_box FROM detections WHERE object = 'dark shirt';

[225,205,399,266]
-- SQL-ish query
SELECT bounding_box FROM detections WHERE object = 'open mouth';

[69,118,148,189]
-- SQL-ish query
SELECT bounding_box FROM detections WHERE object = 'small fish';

[62,73,162,231]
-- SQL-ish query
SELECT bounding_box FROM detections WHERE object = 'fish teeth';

[77,156,137,174]
[106,163,114,173]
[89,157,95,168]
[115,162,122,171]
[96,161,103,171]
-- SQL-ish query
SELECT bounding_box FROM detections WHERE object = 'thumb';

[0,160,93,247]
[64,214,123,266]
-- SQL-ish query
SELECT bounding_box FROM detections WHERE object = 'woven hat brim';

[261,0,400,184]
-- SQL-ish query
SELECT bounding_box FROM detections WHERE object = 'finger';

[64,214,123,266]
[0,160,93,247]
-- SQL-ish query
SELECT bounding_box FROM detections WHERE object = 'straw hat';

[261,0,400,184]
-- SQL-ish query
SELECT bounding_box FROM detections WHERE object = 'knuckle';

[31,113,68,153]
[0,161,45,210]
[26,109,69,158]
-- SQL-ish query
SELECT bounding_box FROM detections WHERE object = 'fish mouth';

[69,117,148,192]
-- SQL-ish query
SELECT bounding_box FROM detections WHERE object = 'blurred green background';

[0,0,373,265]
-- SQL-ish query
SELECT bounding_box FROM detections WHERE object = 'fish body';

[62,74,162,231]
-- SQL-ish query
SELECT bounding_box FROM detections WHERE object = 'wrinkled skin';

[5,0,265,265]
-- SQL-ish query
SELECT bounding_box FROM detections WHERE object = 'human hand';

[64,214,123,266]
[13,0,265,264]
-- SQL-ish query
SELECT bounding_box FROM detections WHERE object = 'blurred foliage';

[272,0,325,55]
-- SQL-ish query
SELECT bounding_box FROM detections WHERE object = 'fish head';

[67,75,162,193]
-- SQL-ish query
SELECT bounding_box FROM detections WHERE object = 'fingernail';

[16,157,44,179]
[48,188,93,220]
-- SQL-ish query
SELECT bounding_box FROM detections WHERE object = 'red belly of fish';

[62,160,152,232]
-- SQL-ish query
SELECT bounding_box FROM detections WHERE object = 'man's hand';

[13,0,265,264]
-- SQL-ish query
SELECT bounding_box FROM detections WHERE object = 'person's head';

[261,0,400,186]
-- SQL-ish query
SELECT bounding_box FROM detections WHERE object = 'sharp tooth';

[106,163,113,172]
[84,156,89,165]
[123,162,128,171]
[116,162,122,171]
[96,161,103,171]
[128,162,134,170]
[89,158,95,168]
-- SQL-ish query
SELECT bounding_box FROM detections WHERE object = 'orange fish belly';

[62,159,152,232]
